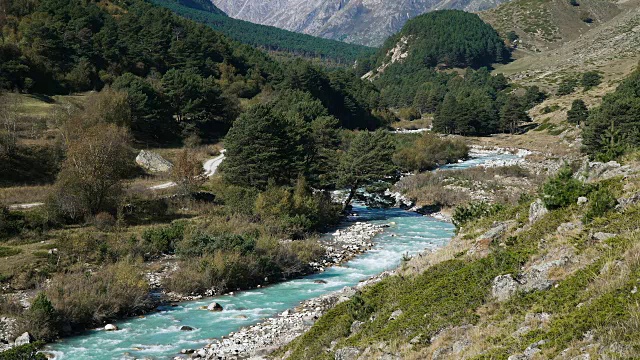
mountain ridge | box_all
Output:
[212,0,511,47]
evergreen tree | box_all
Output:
[221,104,302,190]
[557,78,578,96]
[337,130,397,211]
[582,69,640,159]
[26,293,60,341]
[581,71,602,91]
[500,95,530,134]
[567,99,589,125]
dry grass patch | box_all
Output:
[0,185,51,205]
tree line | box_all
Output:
[151,0,376,65]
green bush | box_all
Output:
[542,166,589,209]
[581,71,602,90]
[24,293,59,341]
[584,186,617,222]
[452,201,505,229]
[176,233,255,257]
[557,78,578,96]
[0,342,46,360]
[140,221,186,256]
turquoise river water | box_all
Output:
[47,152,520,359]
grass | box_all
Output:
[0,185,51,205]
[0,246,22,258]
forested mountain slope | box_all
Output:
[151,0,376,64]
[212,0,512,47]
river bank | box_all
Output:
[44,151,521,359]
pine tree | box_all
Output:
[567,99,589,125]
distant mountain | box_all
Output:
[151,0,376,64]
[212,0,511,47]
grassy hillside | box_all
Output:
[279,161,640,359]
[150,0,376,65]
[481,0,621,53]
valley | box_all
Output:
[2,0,640,359]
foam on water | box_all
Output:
[47,153,518,360]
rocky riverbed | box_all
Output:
[178,270,396,360]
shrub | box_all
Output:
[396,107,422,121]
[23,293,59,341]
[93,212,116,232]
[123,198,169,223]
[46,261,149,331]
[0,342,46,360]
[557,78,578,96]
[581,71,602,90]
[140,221,186,257]
[584,186,617,222]
[176,233,255,258]
[393,132,469,172]
[580,11,593,23]
[542,166,589,209]
[452,201,505,229]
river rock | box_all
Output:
[314,280,328,284]
[529,199,548,224]
[14,332,33,346]
[180,326,195,331]
[207,302,224,312]
[136,150,173,173]
[104,324,118,331]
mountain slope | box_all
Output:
[488,0,640,89]
[151,0,375,64]
[212,0,512,47]
[481,0,622,53]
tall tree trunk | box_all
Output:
[342,184,358,213]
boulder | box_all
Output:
[557,221,583,235]
[389,309,403,321]
[135,150,173,173]
[180,325,194,331]
[592,232,617,241]
[314,280,328,284]
[14,332,33,346]
[207,302,224,312]
[104,324,118,331]
[480,222,511,241]
[350,321,364,335]
[492,274,519,301]
[335,347,360,360]
[577,197,588,206]
[529,199,548,224]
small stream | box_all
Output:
[47,151,521,360]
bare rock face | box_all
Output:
[213,0,510,47]
[136,150,173,173]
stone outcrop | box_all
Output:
[136,150,173,173]
[529,199,548,224]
